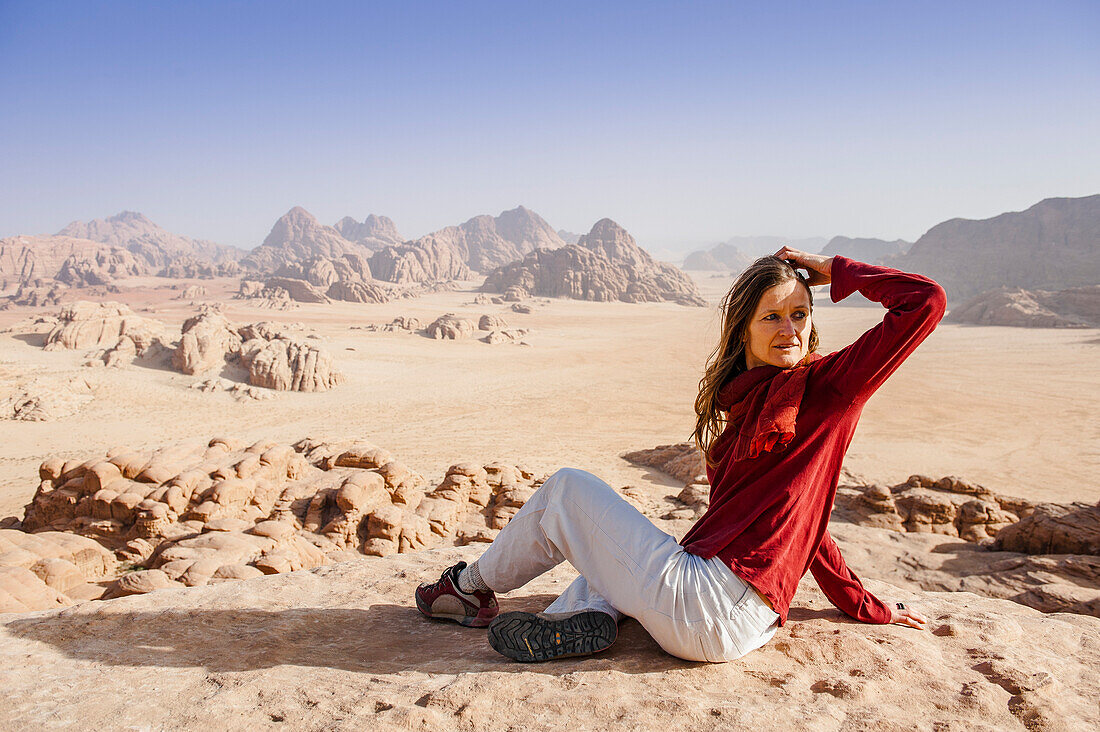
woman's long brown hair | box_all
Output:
[693,256,820,467]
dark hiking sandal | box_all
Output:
[415,561,498,628]
[487,610,618,662]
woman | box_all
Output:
[416,248,944,663]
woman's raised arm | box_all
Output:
[811,255,946,403]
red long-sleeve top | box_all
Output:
[680,255,947,626]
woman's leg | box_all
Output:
[476,467,745,661]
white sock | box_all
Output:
[458,561,491,593]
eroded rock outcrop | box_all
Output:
[993,501,1100,555]
[240,337,343,392]
[173,305,242,375]
[44,301,168,354]
[0,529,117,612]
[482,219,706,306]
[426,314,476,340]
[9,437,543,611]
[368,236,472,285]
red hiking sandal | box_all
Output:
[415,561,499,628]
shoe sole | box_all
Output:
[488,610,617,662]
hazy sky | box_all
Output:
[1,1,1097,256]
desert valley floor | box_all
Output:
[1,272,1096,521]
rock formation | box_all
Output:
[993,501,1100,555]
[368,236,472,284]
[478,315,507,331]
[426,314,476,340]
[887,194,1100,302]
[356,316,422,333]
[334,214,404,250]
[621,443,706,485]
[408,206,566,273]
[481,328,529,345]
[240,207,368,273]
[945,284,1100,328]
[482,219,706,307]
[6,437,543,612]
[0,212,242,293]
[240,337,343,392]
[173,306,242,375]
[57,210,244,271]
[0,529,117,612]
[44,301,167,355]
[253,277,331,304]
[176,285,208,300]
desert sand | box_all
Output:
[1,272,1096,521]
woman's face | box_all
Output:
[743,280,812,370]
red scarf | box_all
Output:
[716,352,823,461]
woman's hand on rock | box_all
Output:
[774,246,834,287]
[889,604,928,630]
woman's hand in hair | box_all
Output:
[889,604,929,630]
[774,246,834,287]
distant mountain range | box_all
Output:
[885,195,1100,302]
[0,211,245,289]
[682,236,827,271]
[4,194,1097,306]
[820,236,911,263]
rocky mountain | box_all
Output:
[241,207,366,273]
[334,214,404,250]
[682,242,754,272]
[481,219,706,306]
[0,212,245,290]
[0,236,143,288]
[57,211,244,268]
[887,195,1100,302]
[820,236,910,264]
[406,206,565,273]
[945,284,1100,328]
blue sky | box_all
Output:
[1,1,1097,256]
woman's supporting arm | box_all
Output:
[815,255,947,403]
[809,528,893,624]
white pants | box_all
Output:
[478,467,780,662]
